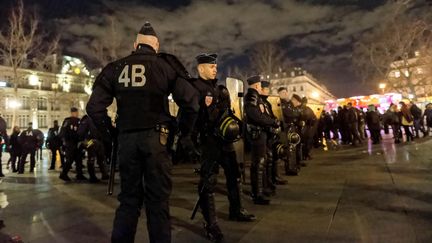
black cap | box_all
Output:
[139,21,157,37]
[70,107,78,112]
[302,97,308,104]
[247,75,261,85]
[291,94,302,102]
[261,80,270,88]
[196,53,218,64]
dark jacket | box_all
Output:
[46,125,62,149]
[366,111,381,130]
[244,88,278,128]
[18,128,38,153]
[9,131,21,154]
[86,44,199,136]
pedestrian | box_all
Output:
[46,120,65,170]
[366,105,381,144]
[400,102,414,142]
[0,114,7,177]
[423,103,432,136]
[59,107,86,181]
[345,103,362,146]
[7,126,21,173]
[17,123,38,173]
[86,22,199,243]
[358,109,367,141]
[410,102,424,138]
[331,110,340,140]
[388,104,402,143]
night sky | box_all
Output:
[0,0,430,97]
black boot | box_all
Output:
[201,193,224,242]
[251,158,270,205]
[228,181,256,222]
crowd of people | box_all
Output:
[0,108,109,182]
[315,102,432,147]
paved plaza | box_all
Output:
[1,135,432,242]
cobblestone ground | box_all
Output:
[1,135,432,243]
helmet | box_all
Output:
[287,131,301,145]
[216,116,241,142]
[275,143,287,159]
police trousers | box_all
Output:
[111,129,172,243]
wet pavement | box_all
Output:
[1,135,432,243]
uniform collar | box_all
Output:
[133,44,156,54]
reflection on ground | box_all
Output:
[0,134,432,242]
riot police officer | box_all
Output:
[279,91,303,174]
[77,115,109,183]
[191,53,256,242]
[261,81,287,192]
[244,76,280,205]
[300,97,317,161]
[17,123,38,174]
[59,107,86,181]
[86,22,199,243]
[46,120,65,170]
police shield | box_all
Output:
[226,77,244,120]
[225,77,247,182]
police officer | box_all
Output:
[245,76,280,205]
[279,91,303,173]
[17,122,38,174]
[77,115,109,183]
[261,81,287,191]
[190,53,255,242]
[300,97,317,162]
[46,120,65,170]
[59,107,86,181]
[86,22,199,243]
[8,126,21,173]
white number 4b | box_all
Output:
[118,65,146,87]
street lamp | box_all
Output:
[379,83,386,94]
[311,91,320,99]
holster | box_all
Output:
[156,124,170,146]
[246,124,262,140]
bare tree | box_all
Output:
[249,42,289,76]
[90,16,122,68]
[227,65,250,83]
[353,0,432,99]
[0,0,60,126]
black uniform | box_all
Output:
[77,115,108,182]
[191,77,253,234]
[46,125,64,169]
[300,104,317,160]
[86,42,199,243]
[0,117,7,176]
[8,130,21,173]
[244,88,279,204]
[18,128,38,173]
[59,116,85,179]
[261,95,285,190]
[280,99,303,171]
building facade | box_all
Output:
[266,67,336,105]
[0,56,93,133]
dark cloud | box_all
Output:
[1,0,431,97]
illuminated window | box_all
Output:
[38,114,47,128]
[300,86,304,91]
[404,70,410,77]
[21,96,30,110]
[37,97,48,110]
[293,86,296,92]
[394,71,401,78]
